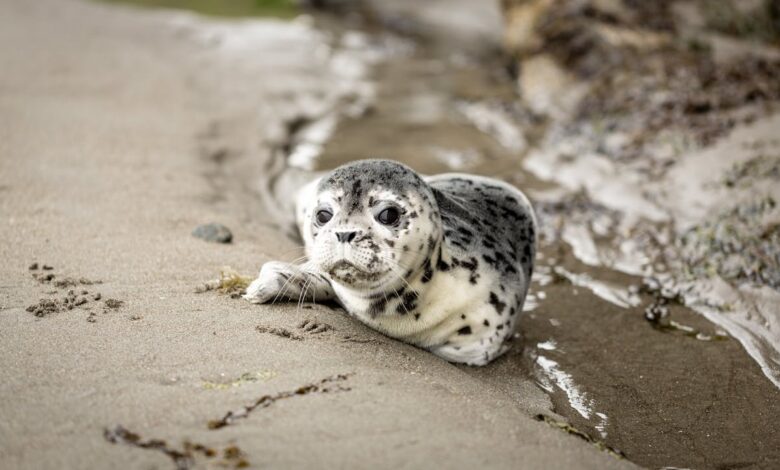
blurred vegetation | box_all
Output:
[98,0,298,18]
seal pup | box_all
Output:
[245,159,536,365]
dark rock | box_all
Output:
[192,223,233,244]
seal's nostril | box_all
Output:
[336,231,357,243]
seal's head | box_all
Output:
[306,160,441,294]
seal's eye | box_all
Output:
[315,209,333,225]
[376,207,400,226]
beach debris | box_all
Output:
[192,223,233,244]
[103,425,249,469]
[535,414,624,460]
[104,425,193,470]
[194,267,251,298]
[207,374,352,430]
[641,278,728,341]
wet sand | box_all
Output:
[0,1,633,469]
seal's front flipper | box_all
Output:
[243,261,335,305]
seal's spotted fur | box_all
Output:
[245,160,536,365]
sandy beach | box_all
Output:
[4,0,780,468]
[0,1,634,468]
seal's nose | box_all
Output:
[335,231,357,243]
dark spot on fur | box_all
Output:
[457,227,473,238]
[489,292,506,315]
[421,258,434,283]
[460,257,478,272]
[368,297,387,317]
[397,291,419,314]
[457,326,472,335]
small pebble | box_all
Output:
[192,223,233,244]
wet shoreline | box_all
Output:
[297,3,780,467]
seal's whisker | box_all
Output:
[272,263,311,304]
[297,276,312,312]
[377,255,416,293]
[286,255,310,266]
[392,285,411,316]
[270,268,301,304]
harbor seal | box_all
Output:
[244,159,536,365]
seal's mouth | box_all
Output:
[326,260,384,285]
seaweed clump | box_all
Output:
[195,267,252,298]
